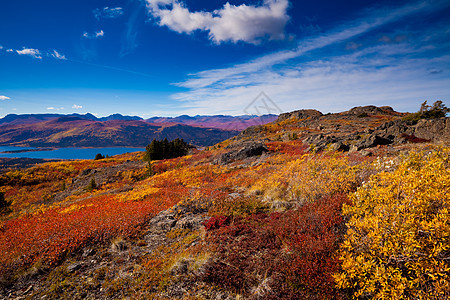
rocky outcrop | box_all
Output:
[304,117,449,153]
[345,105,397,116]
[217,142,268,164]
[277,109,323,122]
[414,118,450,142]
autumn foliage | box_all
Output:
[202,194,349,299]
[335,148,450,299]
[0,132,448,299]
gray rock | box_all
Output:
[149,211,177,231]
[355,135,393,150]
[328,142,350,152]
[414,118,449,142]
[67,263,82,273]
[81,169,91,176]
[175,215,205,230]
[218,142,268,164]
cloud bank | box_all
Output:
[0,95,10,100]
[146,0,290,44]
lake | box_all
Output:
[0,146,145,160]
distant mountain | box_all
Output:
[98,114,143,121]
[0,113,276,130]
[0,113,98,125]
[0,118,238,147]
[146,114,278,131]
[0,113,143,125]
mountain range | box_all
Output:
[0,113,277,130]
[0,113,276,147]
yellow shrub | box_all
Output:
[335,148,450,299]
[249,153,362,204]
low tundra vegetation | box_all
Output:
[0,141,448,299]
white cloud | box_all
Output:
[72,104,83,109]
[0,95,10,100]
[146,0,290,44]
[93,6,124,19]
[16,48,42,59]
[168,0,450,115]
[83,30,105,39]
[4,46,66,60]
[47,107,64,110]
[51,50,66,60]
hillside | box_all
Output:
[0,113,277,131]
[0,117,238,147]
[0,105,449,299]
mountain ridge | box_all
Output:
[0,118,238,148]
[0,113,277,131]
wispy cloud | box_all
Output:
[83,30,105,39]
[0,95,10,100]
[169,0,450,114]
[72,104,83,109]
[120,1,144,57]
[51,50,66,60]
[93,7,124,19]
[146,0,290,44]
[16,48,42,59]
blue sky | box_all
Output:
[0,0,449,117]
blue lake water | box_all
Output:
[0,146,145,160]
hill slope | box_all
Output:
[0,105,448,299]
[0,118,238,147]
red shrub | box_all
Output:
[201,194,349,299]
[266,141,308,156]
[202,215,230,231]
[401,133,430,143]
[0,189,180,274]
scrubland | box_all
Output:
[0,112,448,299]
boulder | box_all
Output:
[354,135,393,150]
[413,118,449,142]
[328,142,350,152]
[218,142,268,164]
